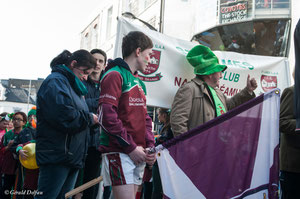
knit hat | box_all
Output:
[28,106,36,117]
[186,45,227,76]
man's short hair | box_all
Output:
[90,49,107,64]
[122,31,153,59]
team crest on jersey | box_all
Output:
[261,75,277,92]
[138,49,162,82]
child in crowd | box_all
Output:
[0,112,10,195]
[1,112,27,199]
[14,106,38,199]
[0,113,10,143]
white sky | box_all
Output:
[0,0,102,80]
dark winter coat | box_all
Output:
[280,86,300,173]
[83,76,101,148]
[13,127,36,151]
[36,65,94,168]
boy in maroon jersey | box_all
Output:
[98,31,156,199]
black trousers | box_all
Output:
[280,170,300,199]
[82,147,102,199]
[2,174,16,199]
[151,161,163,199]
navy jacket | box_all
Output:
[83,76,101,148]
[295,19,300,130]
[36,65,93,168]
[12,127,36,153]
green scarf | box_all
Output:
[59,65,88,96]
[208,85,226,117]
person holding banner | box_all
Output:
[279,74,300,199]
[280,56,300,199]
[170,45,257,137]
[98,31,156,199]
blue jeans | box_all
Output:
[35,164,79,199]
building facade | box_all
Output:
[192,0,291,57]
[80,0,173,58]
[80,0,297,132]
[0,78,43,114]
[80,0,298,61]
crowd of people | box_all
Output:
[0,107,38,199]
[0,27,298,199]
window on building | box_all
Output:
[191,19,290,57]
[255,0,289,9]
[82,32,89,49]
[91,24,98,49]
[220,0,238,3]
[106,7,113,39]
[273,0,289,8]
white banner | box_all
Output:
[114,17,291,108]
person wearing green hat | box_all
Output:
[170,45,258,137]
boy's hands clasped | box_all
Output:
[129,146,156,166]
[145,148,156,169]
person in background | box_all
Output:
[0,112,10,195]
[98,31,156,199]
[35,49,99,199]
[155,108,173,145]
[1,112,27,199]
[0,113,10,142]
[12,106,38,199]
[170,45,257,137]
[74,48,108,199]
[151,108,173,199]
[7,119,14,132]
[279,68,300,199]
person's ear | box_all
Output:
[135,47,142,57]
[70,60,77,69]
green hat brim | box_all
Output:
[194,63,227,76]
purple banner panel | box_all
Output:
[167,96,264,199]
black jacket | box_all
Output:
[295,19,300,130]
[83,76,102,148]
[155,125,173,146]
[36,65,93,168]
[12,127,36,154]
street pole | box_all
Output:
[27,79,32,113]
[159,0,165,33]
